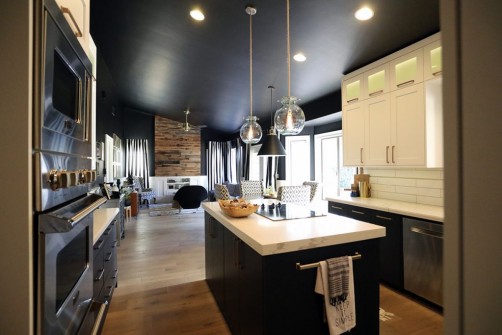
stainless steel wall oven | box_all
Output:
[34,1,106,334]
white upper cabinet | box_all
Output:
[366,64,390,98]
[55,0,90,56]
[390,49,424,90]
[390,83,426,166]
[365,94,391,166]
[342,101,367,166]
[424,40,442,80]
[342,32,442,168]
[342,74,365,106]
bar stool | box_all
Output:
[124,205,132,222]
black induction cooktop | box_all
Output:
[255,202,326,221]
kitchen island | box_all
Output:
[202,201,386,335]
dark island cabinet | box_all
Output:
[328,201,404,289]
[93,217,118,303]
[205,214,380,335]
[204,213,225,311]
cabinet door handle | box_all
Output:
[376,215,392,221]
[233,238,239,267]
[433,70,442,76]
[351,210,366,215]
[94,239,105,250]
[94,268,104,281]
[60,7,83,37]
[360,148,363,164]
[347,98,359,104]
[397,79,415,88]
[392,145,395,163]
[386,146,389,163]
[369,89,384,97]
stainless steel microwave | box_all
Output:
[35,3,93,158]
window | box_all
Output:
[285,135,311,185]
[314,131,355,198]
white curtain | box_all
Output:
[126,139,150,188]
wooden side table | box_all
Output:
[130,191,139,217]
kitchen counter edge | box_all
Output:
[326,196,444,222]
[93,208,119,244]
[202,202,385,256]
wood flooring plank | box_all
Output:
[102,207,442,335]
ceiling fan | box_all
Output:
[178,110,205,132]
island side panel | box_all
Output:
[262,238,380,335]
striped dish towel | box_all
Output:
[326,256,350,306]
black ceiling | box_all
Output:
[90,0,439,133]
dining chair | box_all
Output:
[240,180,264,200]
[214,183,231,201]
[277,185,311,206]
[303,181,320,203]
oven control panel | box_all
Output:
[48,169,97,191]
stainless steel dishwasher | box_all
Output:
[403,218,443,306]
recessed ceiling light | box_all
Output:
[355,7,374,21]
[293,53,306,62]
[190,9,205,21]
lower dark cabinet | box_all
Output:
[328,201,403,289]
[205,214,380,335]
[370,211,403,288]
[205,213,225,310]
[223,229,263,335]
[94,217,118,303]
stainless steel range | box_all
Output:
[34,1,107,334]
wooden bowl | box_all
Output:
[218,199,259,218]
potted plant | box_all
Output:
[121,187,133,206]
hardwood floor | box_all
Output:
[101,207,442,335]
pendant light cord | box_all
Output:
[287,0,291,96]
[249,10,253,118]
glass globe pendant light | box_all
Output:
[274,0,305,136]
[240,5,262,144]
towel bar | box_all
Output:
[295,253,362,271]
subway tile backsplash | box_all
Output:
[365,168,444,207]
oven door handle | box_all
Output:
[71,197,108,224]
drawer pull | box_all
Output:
[351,210,365,215]
[94,239,105,250]
[94,268,104,281]
[330,205,343,210]
[397,79,415,88]
[376,215,392,221]
[60,6,83,37]
[347,98,359,104]
[433,70,442,76]
[369,89,384,97]
[112,269,118,279]
[105,252,113,262]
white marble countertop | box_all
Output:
[93,208,119,244]
[202,201,385,256]
[326,195,444,222]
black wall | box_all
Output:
[95,51,124,145]
[123,107,155,176]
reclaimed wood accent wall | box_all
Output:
[154,115,201,176]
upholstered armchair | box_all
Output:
[173,185,208,213]
[277,185,311,206]
[240,180,264,200]
[302,181,320,203]
[132,176,156,207]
